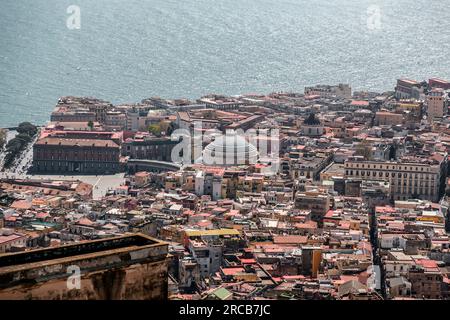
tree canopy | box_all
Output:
[16,122,38,137]
[354,140,372,160]
[148,121,174,137]
[2,122,38,169]
[0,129,6,148]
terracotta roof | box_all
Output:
[76,218,95,226]
[10,200,32,210]
[273,235,308,245]
[351,100,369,106]
[222,267,245,276]
[416,259,439,270]
[0,233,26,245]
[239,258,256,264]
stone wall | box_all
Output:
[0,259,168,300]
[0,234,169,300]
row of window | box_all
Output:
[346,163,433,172]
[393,187,432,195]
[36,153,117,161]
[346,170,436,180]
[37,162,117,169]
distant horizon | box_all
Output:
[1,0,449,127]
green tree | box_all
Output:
[148,123,161,136]
[0,129,6,148]
[355,140,373,160]
[16,122,37,137]
[3,122,38,169]
[3,137,27,169]
[15,133,32,143]
[388,144,397,160]
[148,121,172,137]
[166,122,176,135]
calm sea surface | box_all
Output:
[1,0,449,127]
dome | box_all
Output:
[201,132,258,167]
[301,113,324,137]
[303,113,321,126]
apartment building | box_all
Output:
[395,79,422,100]
[427,88,448,120]
[188,238,223,277]
[304,84,352,99]
[294,190,331,224]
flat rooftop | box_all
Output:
[35,137,119,148]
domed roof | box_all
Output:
[201,132,258,166]
[303,113,321,126]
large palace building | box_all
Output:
[121,135,179,162]
[32,137,120,174]
[344,154,447,202]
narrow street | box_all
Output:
[368,207,386,299]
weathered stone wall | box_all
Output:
[0,234,169,300]
[0,259,168,300]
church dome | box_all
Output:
[303,113,321,126]
[301,113,324,137]
[201,132,258,167]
